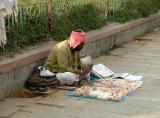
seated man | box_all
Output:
[44,29,92,86]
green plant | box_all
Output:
[51,4,105,41]
[136,0,158,17]
[156,0,160,9]
[6,6,47,51]
[4,0,160,53]
[114,0,159,22]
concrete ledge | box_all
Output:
[87,13,160,43]
[0,12,160,99]
[0,41,56,74]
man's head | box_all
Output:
[68,29,86,51]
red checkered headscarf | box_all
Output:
[68,30,86,49]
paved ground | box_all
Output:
[1,30,160,118]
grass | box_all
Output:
[3,0,160,54]
[113,0,159,22]
[19,0,47,4]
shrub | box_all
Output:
[51,4,105,41]
[157,0,160,9]
[5,3,105,51]
[6,7,47,51]
[114,0,159,22]
[136,0,158,17]
[4,0,160,52]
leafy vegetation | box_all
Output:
[114,0,159,22]
[51,4,105,41]
[3,0,160,53]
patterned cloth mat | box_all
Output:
[69,78,143,102]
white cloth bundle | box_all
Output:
[0,0,18,48]
[0,16,7,48]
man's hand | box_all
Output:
[81,64,93,75]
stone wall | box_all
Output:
[0,13,160,99]
[81,13,160,56]
[0,63,36,98]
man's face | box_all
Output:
[74,43,84,51]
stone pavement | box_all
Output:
[1,30,160,118]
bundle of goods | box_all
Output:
[70,78,143,101]
[25,66,59,92]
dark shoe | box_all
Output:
[26,86,37,91]
[37,87,47,92]
[70,81,79,87]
